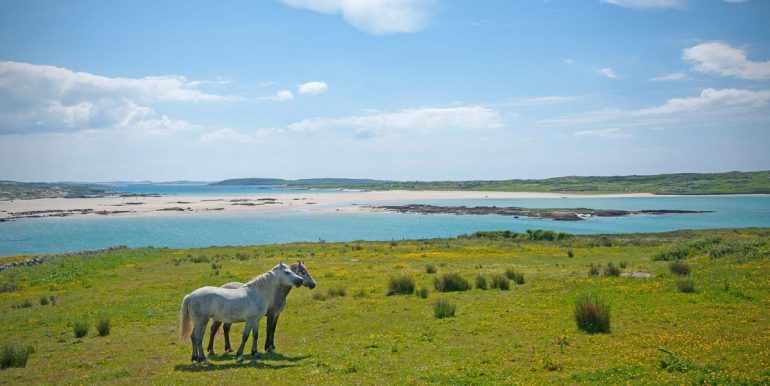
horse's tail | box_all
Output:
[179,295,192,343]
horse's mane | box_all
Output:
[245,267,278,292]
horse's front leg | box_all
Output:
[207,320,222,356]
[235,321,252,363]
[251,318,261,359]
[265,312,279,353]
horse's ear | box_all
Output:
[279,261,284,267]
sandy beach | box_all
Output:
[0,190,659,221]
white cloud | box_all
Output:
[564,58,577,65]
[0,61,237,134]
[287,106,502,138]
[298,81,328,95]
[259,90,294,102]
[636,88,770,115]
[601,0,686,9]
[649,72,688,81]
[683,42,770,80]
[279,0,433,35]
[597,67,620,79]
[574,128,632,138]
[502,95,583,106]
[198,128,256,144]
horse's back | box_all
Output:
[221,282,243,289]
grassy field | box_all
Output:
[213,171,770,194]
[0,229,768,384]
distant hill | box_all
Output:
[0,181,111,200]
[211,171,770,195]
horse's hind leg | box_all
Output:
[192,318,209,364]
[251,320,261,359]
[207,320,221,356]
[223,323,233,352]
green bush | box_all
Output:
[669,260,691,276]
[490,274,510,290]
[12,299,32,309]
[505,268,525,284]
[0,343,34,369]
[425,264,437,274]
[603,263,621,277]
[433,273,470,292]
[96,318,110,337]
[574,294,611,334]
[73,320,89,338]
[432,298,456,319]
[588,264,600,276]
[39,296,49,306]
[328,286,347,298]
[416,287,429,299]
[676,278,696,293]
[567,249,574,258]
[387,275,415,296]
[653,245,690,261]
[475,275,488,290]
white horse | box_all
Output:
[179,262,303,363]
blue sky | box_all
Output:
[1,0,769,182]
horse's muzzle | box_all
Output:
[294,278,303,287]
[306,282,316,289]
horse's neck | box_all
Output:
[246,272,278,301]
[272,284,292,308]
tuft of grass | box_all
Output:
[475,275,488,290]
[425,264,437,274]
[96,317,110,337]
[432,298,456,319]
[567,249,574,258]
[0,343,34,369]
[490,274,510,290]
[433,273,470,292]
[39,296,49,306]
[328,286,347,298]
[669,260,691,276]
[603,263,621,277]
[311,292,327,301]
[574,294,611,334]
[676,278,696,293]
[73,320,89,338]
[387,275,415,296]
[505,268,525,284]
[416,287,429,299]
[12,299,33,309]
[353,289,367,299]
[189,255,209,263]
[49,295,56,305]
[619,261,628,269]
[588,264,600,276]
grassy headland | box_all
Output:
[0,181,113,200]
[0,228,768,384]
[212,171,770,195]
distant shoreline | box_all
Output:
[1,190,768,222]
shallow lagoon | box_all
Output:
[1,194,769,256]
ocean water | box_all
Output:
[1,190,769,257]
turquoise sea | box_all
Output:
[1,184,769,256]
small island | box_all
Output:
[370,204,713,221]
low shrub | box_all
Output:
[387,275,415,296]
[328,286,347,298]
[490,274,510,290]
[434,273,470,292]
[432,298,456,319]
[669,260,691,276]
[0,343,34,369]
[416,287,429,299]
[505,268,525,284]
[603,263,621,277]
[588,264,600,276]
[619,261,628,269]
[39,296,49,306]
[425,264,437,274]
[676,278,696,293]
[475,275,488,290]
[96,318,110,337]
[653,245,690,261]
[12,299,32,309]
[567,249,574,258]
[574,294,611,334]
[189,255,209,263]
[73,320,89,338]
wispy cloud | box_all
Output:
[259,90,294,102]
[683,41,770,80]
[0,61,238,135]
[574,128,632,138]
[279,0,434,35]
[298,81,328,95]
[597,67,620,79]
[287,106,502,139]
[649,72,688,81]
[601,0,686,10]
[198,128,278,144]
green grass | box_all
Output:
[386,275,415,296]
[0,228,768,384]
[0,343,34,369]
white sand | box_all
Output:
[0,190,657,220]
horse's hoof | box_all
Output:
[266,348,274,353]
[236,355,244,363]
[225,348,233,353]
[208,350,216,356]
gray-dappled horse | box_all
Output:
[179,262,303,363]
[206,261,316,356]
